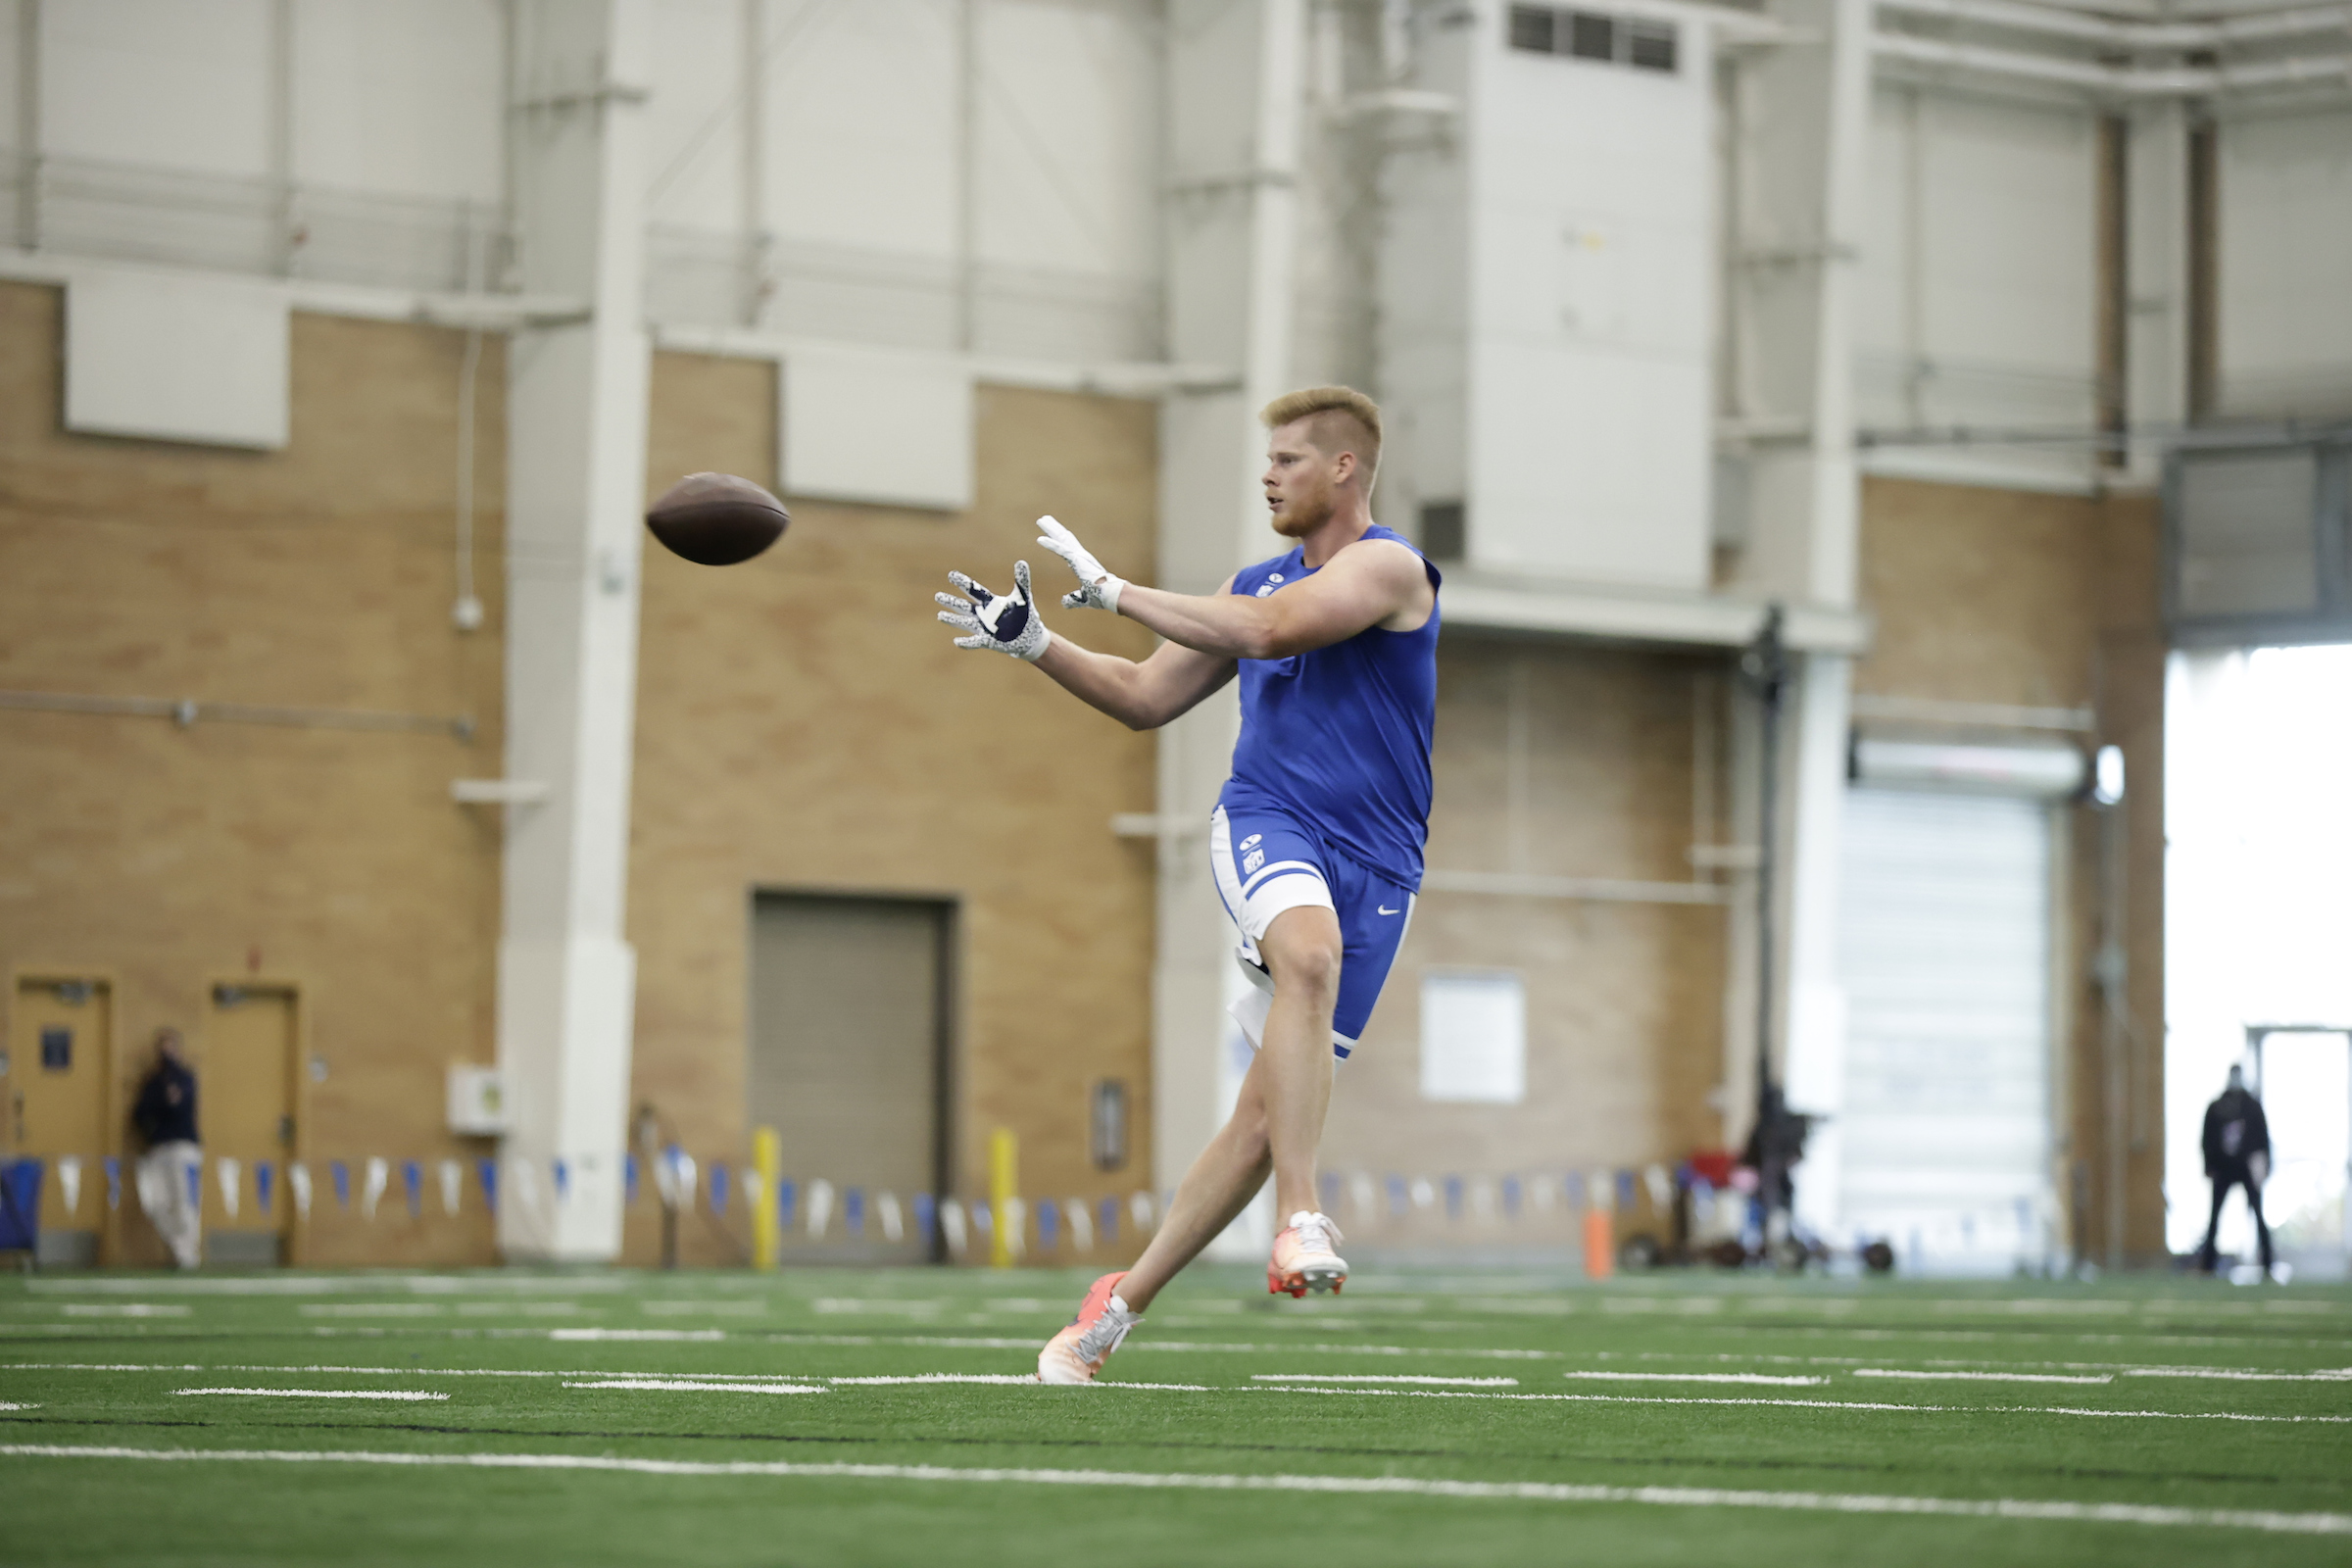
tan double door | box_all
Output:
[200,984,299,1262]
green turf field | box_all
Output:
[3,1263,2349,1566]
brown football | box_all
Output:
[645,472,790,566]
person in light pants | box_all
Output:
[131,1029,202,1269]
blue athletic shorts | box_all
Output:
[1208,801,1416,1059]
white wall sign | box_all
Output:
[781,347,974,513]
[1419,970,1527,1104]
[67,270,290,450]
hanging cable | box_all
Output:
[453,204,487,632]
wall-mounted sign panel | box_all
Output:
[66,270,290,450]
[781,347,974,513]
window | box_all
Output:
[1420,971,1527,1104]
[1507,4,1557,52]
[1419,500,1466,563]
[1504,5,1679,75]
[1568,11,1617,61]
[1627,20,1678,71]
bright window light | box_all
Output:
[1420,971,1527,1103]
[2165,644,2352,1256]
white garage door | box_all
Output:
[1838,788,2055,1273]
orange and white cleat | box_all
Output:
[1037,1270,1143,1385]
[1269,1210,1348,1298]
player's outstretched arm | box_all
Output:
[1037,514,1433,661]
[936,560,1234,730]
[1035,634,1236,731]
[1129,538,1429,660]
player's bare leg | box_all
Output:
[1105,1054,1276,1313]
[1041,1059,1275,1378]
[1255,905,1343,1218]
[1255,905,1349,1295]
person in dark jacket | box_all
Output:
[2196,1065,2272,1276]
[130,1029,202,1269]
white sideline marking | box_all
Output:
[1564,1372,1829,1388]
[549,1329,724,1343]
[300,1305,447,1318]
[1253,1375,1520,1388]
[563,1380,825,1396]
[828,1375,1042,1386]
[1,1445,2345,1537]
[1856,1370,2114,1386]
[172,1388,451,1402]
[61,1304,190,1318]
[0,1402,37,1410]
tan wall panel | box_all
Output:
[1323,635,1728,1246]
[628,359,1160,1264]
[1855,476,2167,1262]
[0,280,507,1266]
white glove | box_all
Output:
[937,561,1052,662]
[1036,515,1125,614]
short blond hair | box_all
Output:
[1260,386,1381,491]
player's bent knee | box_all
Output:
[1261,907,1344,996]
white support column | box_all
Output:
[1722,0,1869,1197]
[496,0,653,1262]
[2126,102,2190,484]
[1153,0,1303,1255]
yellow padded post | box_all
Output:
[989,1128,1017,1269]
[752,1126,782,1270]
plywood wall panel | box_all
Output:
[628,356,1160,1264]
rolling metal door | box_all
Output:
[1838,788,2053,1271]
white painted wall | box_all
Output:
[39,0,273,178]
[1380,2,1715,589]
[292,0,505,204]
[1467,9,1715,587]
[2218,106,2352,421]
[1856,84,2098,493]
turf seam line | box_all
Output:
[1,1445,2344,1536]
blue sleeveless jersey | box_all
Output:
[1220,524,1442,889]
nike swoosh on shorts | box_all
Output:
[1378,906,1399,914]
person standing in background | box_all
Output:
[132,1029,202,1269]
[2196,1064,2274,1279]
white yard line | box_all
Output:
[2124,1366,2352,1383]
[828,1375,1044,1386]
[1854,1370,2115,1386]
[300,1305,448,1318]
[25,1276,625,1297]
[171,1388,451,1401]
[548,1329,723,1343]
[1563,1372,1829,1387]
[0,1444,2344,1537]
[60,1305,190,1318]
[562,1380,825,1395]
[751,1334,1562,1358]
[0,1401,37,1410]
[1252,1375,1520,1387]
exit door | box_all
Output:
[7,976,113,1264]
[203,984,298,1265]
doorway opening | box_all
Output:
[2166,644,2352,1273]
